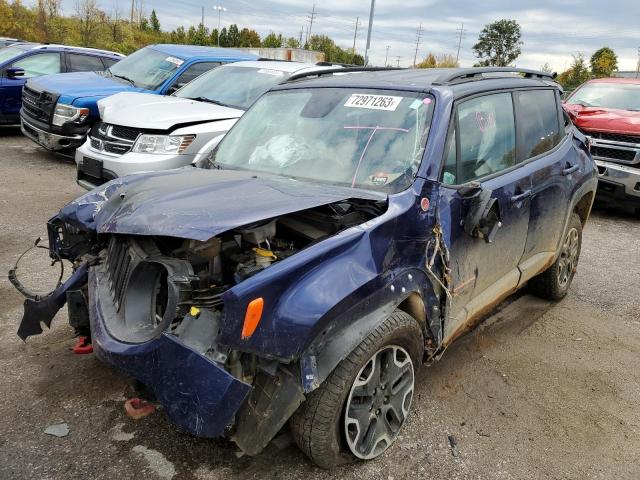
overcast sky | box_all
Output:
[59,0,640,72]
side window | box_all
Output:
[170,62,221,90]
[446,92,516,184]
[11,53,61,77]
[514,89,561,161]
[102,57,120,69]
[442,124,457,185]
[68,54,105,72]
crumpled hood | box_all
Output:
[58,168,385,241]
[99,93,243,130]
[564,104,640,135]
[28,72,147,103]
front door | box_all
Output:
[439,91,531,342]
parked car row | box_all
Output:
[8,59,605,468]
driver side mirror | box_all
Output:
[6,67,24,79]
[166,82,185,95]
[459,182,502,243]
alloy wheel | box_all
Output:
[557,227,580,288]
[344,345,415,459]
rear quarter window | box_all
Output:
[68,53,105,72]
[514,89,561,161]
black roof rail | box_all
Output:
[286,66,404,83]
[315,61,359,68]
[433,67,557,85]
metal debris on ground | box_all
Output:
[44,423,69,437]
[448,434,459,457]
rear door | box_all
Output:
[440,91,532,341]
[66,53,107,72]
[513,88,573,283]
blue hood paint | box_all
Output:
[58,168,386,241]
[28,72,148,106]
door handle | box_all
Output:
[562,164,579,176]
[510,190,531,204]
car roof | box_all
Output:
[7,42,123,57]
[221,60,341,75]
[585,77,640,85]
[149,44,257,61]
[275,67,560,97]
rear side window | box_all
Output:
[172,62,221,88]
[68,53,105,72]
[443,92,516,185]
[11,52,61,77]
[514,89,561,160]
[102,57,120,69]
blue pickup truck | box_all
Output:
[0,43,122,125]
[20,44,257,152]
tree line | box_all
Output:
[0,0,364,64]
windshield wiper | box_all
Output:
[112,74,136,86]
[190,97,240,109]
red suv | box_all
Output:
[563,78,640,215]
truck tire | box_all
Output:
[290,310,424,469]
[529,213,582,300]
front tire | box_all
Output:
[290,310,424,469]
[529,213,582,300]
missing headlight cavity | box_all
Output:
[98,198,386,345]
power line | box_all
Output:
[455,22,466,65]
[413,22,423,67]
[306,3,317,45]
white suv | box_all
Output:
[75,60,339,190]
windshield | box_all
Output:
[0,45,28,64]
[567,82,640,111]
[175,66,287,110]
[108,46,184,90]
[211,88,435,193]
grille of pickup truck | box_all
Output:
[591,146,638,163]
[88,122,140,156]
[105,237,132,312]
[21,86,57,124]
[589,132,640,145]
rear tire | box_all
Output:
[290,310,424,469]
[529,213,582,300]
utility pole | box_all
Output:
[636,47,640,79]
[306,4,317,43]
[352,16,360,53]
[455,23,466,65]
[363,0,376,66]
[384,45,390,66]
[413,23,423,67]
[130,0,134,24]
[395,56,401,67]
[201,6,204,26]
[299,26,304,47]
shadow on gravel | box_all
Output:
[0,126,22,137]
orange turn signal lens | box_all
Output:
[241,297,264,339]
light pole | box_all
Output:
[213,5,226,46]
[363,0,375,66]
[384,45,390,67]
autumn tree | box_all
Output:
[238,28,260,47]
[557,54,591,91]
[590,47,618,78]
[473,19,522,67]
[416,53,458,69]
[540,62,553,73]
[416,53,437,68]
[75,0,102,46]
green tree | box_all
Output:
[540,62,553,73]
[473,19,522,66]
[209,28,218,46]
[557,54,591,91]
[238,28,261,47]
[284,36,300,48]
[590,47,618,78]
[218,26,228,46]
[262,32,282,48]
[226,23,240,47]
[149,9,160,32]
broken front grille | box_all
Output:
[105,237,132,311]
[591,146,638,163]
[589,131,640,145]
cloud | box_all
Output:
[52,0,639,71]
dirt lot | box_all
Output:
[0,128,638,480]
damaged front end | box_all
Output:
[10,169,395,453]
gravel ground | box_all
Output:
[0,129,639,480]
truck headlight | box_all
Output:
[52,103,90,126]
[131,134,195,154]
